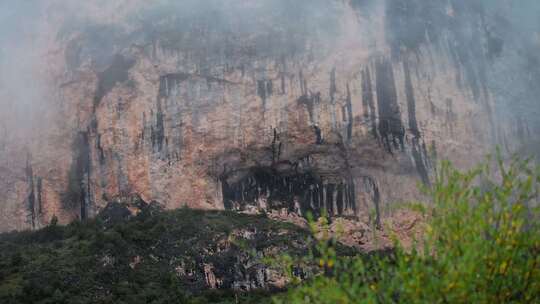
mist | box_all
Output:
[2,1,540,301]
[1,0,538,147]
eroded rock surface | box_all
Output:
[1,0,539,231]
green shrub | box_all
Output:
[276,156,540,303]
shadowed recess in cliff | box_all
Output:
[150,98,166,153]
[25,156,36,229]
[297,92,321,125]
[63,131,92,219]
[93,54,135,108]
[375,58,404,153]
[403,60,419,138]
[36,177,43,216]
[410,138,431,185]
[221,167,356,217]
[403,59,430,184]
[345,84,354,141]
[257,79,273,108]
[151,76,182,159]
[159,73,190,98]
[361,67,378,138]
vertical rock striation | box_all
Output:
[0,0,539,231]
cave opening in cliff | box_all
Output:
[221,166,356,218]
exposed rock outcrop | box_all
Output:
[1,0,539,231]
[0,206,326,301]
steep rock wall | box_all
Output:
[0,0,539,231]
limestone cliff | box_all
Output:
[1,0,539,231]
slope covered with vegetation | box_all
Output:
[275,157,540,303]
[0,204,315,304]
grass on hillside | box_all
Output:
[274,155,540,303]
[0,208,310,304]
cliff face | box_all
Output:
[1,0,539,231]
